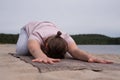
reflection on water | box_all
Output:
[78,45,120,54]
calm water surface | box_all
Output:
[78,45,120,54]
[7,44,120,54]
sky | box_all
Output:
[0,0,120,37]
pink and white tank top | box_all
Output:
[24,21,74,45]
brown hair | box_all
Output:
[44,31,68,59]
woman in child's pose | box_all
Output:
[16,21,112,64]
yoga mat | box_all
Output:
[9,53,120,73]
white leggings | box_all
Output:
[16,28,29,55]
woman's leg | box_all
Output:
[16,27,29,55]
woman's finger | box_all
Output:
[51,59,61,62]
[88,58,94,63]
[43,59,48,64]
[32,58,39,62]
[89,58,106,64]
[93,58,105,63]
[32,58,42,63]
[94,58,112,64]
[104,60,113,64]
[48,59,54,64]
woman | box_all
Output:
[16,21,112,64]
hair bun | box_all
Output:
[56,31,62,37]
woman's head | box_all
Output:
[44,31,68,59]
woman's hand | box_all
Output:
[32,57,61,64]
[88,57,113,64]
[28,40,60,64]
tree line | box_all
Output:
[71,34,120,44]
[0,34,19,44]
[0,33,120,44]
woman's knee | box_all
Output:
[16,46,28,55]
[16,27,28,55]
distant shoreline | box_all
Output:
[0,33,120,44]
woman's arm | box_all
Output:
[28,39,60,64]
[68,41,113,64]
[28,39,47,58]
[68,41,92,61]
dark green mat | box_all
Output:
[9,53,120,73]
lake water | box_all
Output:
[78,45,120,54]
